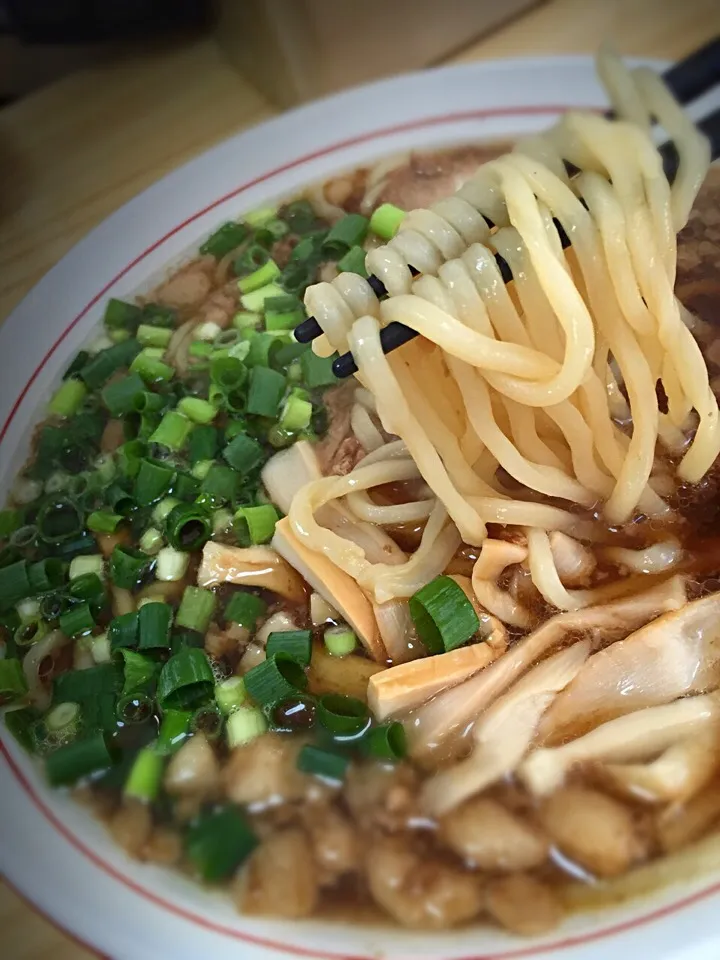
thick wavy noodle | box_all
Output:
[288,48,718,613]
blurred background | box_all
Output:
[2,0,720,956]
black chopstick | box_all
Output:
[331,104,720,379]
[294,37,720,353]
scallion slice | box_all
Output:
[134,459,175,506]
[200,221,249,259]
[316,694,370,736]
[226,704,267,747]
[48,378,87,418]
[101,373,146,416]
[278,391,312,432]
[177,396,217,425]
[116,691,154,724]
[240,280,284,313]
[362,722,407,760]
[87,510,123,534]
[337,244,368,277]
[155,546,190,582]
[236,252,280,294]
[36,497,83,544]
[165,503,212,552]
[296,744,349,782]
[80,339,142,390]
[137,601,173,651]
[322,213,369,257]
[109,545,152,590]
[130,351,174,385]
[246,366,285,418]
[191,703,224,740]
[300,350,338,388]
[176,586,216,633]
[157,708,191,755]
[45,701,81,738]
[104,298,142,331]
[157,647,214,710]
[408,574,480,653]
[124,745,164,802]
[264,294,304,332]
[243,653,307,707]
[59,602,95,637]
[185,805,258,881]
[0,658,28,703]
[45,732,116,786]
[148,411,192,452]
[323,625,356,657]
[222,433,264,476]
[265,629,312,667]
[215,676,246,715]
[109,610,139,651]
[224,591,267,629]
[369,202,406,240]
[233,503,279,546]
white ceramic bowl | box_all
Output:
[2,55,720,960]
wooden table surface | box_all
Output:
[2,0,719,956]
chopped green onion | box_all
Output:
[140,303,176,329]
[5,707,40,752]
[116,439,147,478]
[222,433,264,476]
[265,629,312,666]
[300,350,338,388]
[191,459,213,481]
[323,213,369,257]
[324,626,356,657]
[0,561,31,611]
[157,708,191,755]
[0,658,28,703]
[362,721,407,760]
[130,351,174,385]
[69,554,104,581]
[45,701,81,737]
[109,328,131,344]
[240,281,284,313]
[245,205,277,227]
[109,545,152,589]
[68,572,106,609]
[247,366,285,418]
[104,298,142,331]
[165,503,212,552]
[132,390,165,414]
[0,510,21,539]
[16,598,40,622]
[10,525,37,549]
[137,324,172,348]
[236,252,280,295]
[200,221,249,258]
[176,586,216,633]
[191,703,224,740]
[188,425,220,464]
[212,508,233,535]
[152,496,180,526]
[149,411,192,452]
[155,546,190,582]
[29,558,65,594]
[296,744,349,782]
[194,320,223,342]
[264,295,304,332]
[174,472,201,503]
[46,732,116,786]
[243,653,307,707]
[210,356,247,394]
[139,526,164,555]
[247,332,286,369]
[157,647,214,710]
[215,676,246,715]
[87,510,123,534]
[408,574,480,653]
[109,611,139,650]
[232,311,260,331]
[116,691,154,724]
[279,391,312,432]
[282,200,319,234]
[36,497,83,544]
[91,632,111,663]
[138,601,173,650]
[59,602,95,637]
[14,616,49,647]
[226,705,267,747]
[135,459,175,506]
[177,396,217,425]
[124,745,164,802]
[106,484,134,516]
[224,591,267,629]
[233,504,279,546]
[80,339,142,390]
[101,373,146,416]
[338,244,368,277]
[186,805,258,881]
[48,378,87,418]
[39,593,66,621]
[369,202,406,240]
[316,694,370,736]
